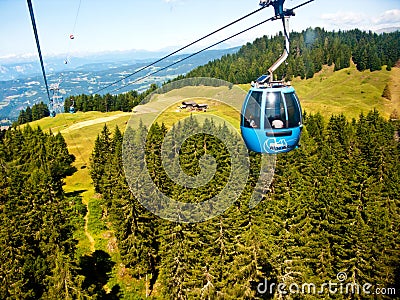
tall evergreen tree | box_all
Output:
[0,126,87,298]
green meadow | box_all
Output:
[292,63,397,119]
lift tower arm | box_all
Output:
[258,0,295,83]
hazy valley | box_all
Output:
[0,47,239,120]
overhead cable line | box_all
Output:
[110,0,314,94]
[93,5,269,94]
[111,16,277,93]
[65,0,82,64]
[278,0,315,55]
[291,0,315,11]
[72,0,82,35]
[27,0,51,103]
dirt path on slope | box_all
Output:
[62,112,132,132]
[84,208,96,252]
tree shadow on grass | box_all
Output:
[65,189,88,198]
[79,250,122,299]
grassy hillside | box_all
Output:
[25,64,399,296]
[293,63,397,119]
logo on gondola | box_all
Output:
[264,138,288,152]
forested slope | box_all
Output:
[91,110,400,298]
[186,28,400,83]
[14,102,50,126]
[0,125,127,298]
[3,27,400,299]
[0,127,84,298]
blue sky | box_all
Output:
[0,0,399,61]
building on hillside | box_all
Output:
[180,101,208,112]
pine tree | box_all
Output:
[17,109,27,125]
[0,126,87,298]
[25,106,32,123]
[382,83,391,100]
[386,59,393,71]
[90,124,112,193]
[368,46,382,72]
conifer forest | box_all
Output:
[1,27,400,299]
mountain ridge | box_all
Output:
[0,47,240,119]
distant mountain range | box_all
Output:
[0,47,240,120]
[0,49,181,81]
[375,27,400,34]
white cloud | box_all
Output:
[320,11,368,26]
[373,9,400,25]
[320,9,400,31]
